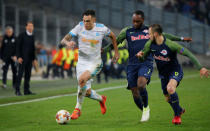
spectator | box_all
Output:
[0,26,17,89]
[0,28,3,49]
[198,0,207,23]
[164,1,175,12]
[36,42,47,67]
[182,1,191,17]
[206,0,210,24]
[15,21,38,96]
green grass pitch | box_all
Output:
[0,69,210,131]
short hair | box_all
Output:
[26,21,33,26]
[5,26,13,31]
[133,10,144,19]
[82,9,96,17]
[149,24,163,35]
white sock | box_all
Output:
[75,86,87,110]
[88,89,102,102]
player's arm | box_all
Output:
[166,39,209,78]
[61,34,76,48]
[108,31,120,63]
[117,27,130,44]
[102,27,129,52]
[163,32,192,42]
[118,40,127,48]
[61,23,81,48]
[136,40,152,61]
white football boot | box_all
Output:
[140,105,150,122]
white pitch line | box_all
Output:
[0,74,198,107]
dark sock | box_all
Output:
[139,88,148,108]
[133,96,143,111]
[169,92,181,116]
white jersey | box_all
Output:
[69,22,111,64]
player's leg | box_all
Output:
[137,76,148,108]
[2,60,10,88]
[11,60,17,88]
[167,79,185,124]
[76,71,92,109]
[137,65,153,122]
[131,87,143,110]
[137,76,150,122]
[127,65,143,111]
[71,70,91,120]
[86,63,107,114]
[15,63,25,96]
[85,84,107,114]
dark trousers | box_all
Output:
[16,61,32,93]
[97,64,109,83]
[2,59,17,86]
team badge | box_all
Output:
[160,49,167,55]
[12,38,15,43]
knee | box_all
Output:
[165,95,170,102]
[79,78,85,87]
[137,78,147,90]
[137,82,146,91]
[131,89,139,98]
[85,89,91,97]
[167,84,175,94]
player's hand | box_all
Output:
[200,68,209,78]
[11,56,17,62]
[18,57,23,64]
[112,51,120,64]
[183,37,192,42]
[33,60,39,72]
[101,48,104,53]
[136,51,144,58]
[66,41,76,48]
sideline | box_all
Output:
[0,74,198,107]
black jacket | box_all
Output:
[16,32,36,62]
[0,34,17,61]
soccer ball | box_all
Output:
[56,110,70,124]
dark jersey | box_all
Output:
[141,37,202,76]
[0,34,17,61]
[117,25,152,65]
[117,25,184,66]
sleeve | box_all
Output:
[69,22,82,37]
[16,33,23,58]
[0,37,5,59]
[32,36,37,60]
[116,27,129,44]
[140,40,152,61]
[103,25,111,37]
[117,40,127,48]
[163,32,182,41]
[13,37,17,57]
[166,39,202,70]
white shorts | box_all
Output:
[76,61,103,90]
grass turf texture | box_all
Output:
[0,69,209,131]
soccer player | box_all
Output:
[136,24,209,124]
[61,10,119,120]
[116,10,192,122]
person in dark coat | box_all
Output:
[0,26,17,89]
[15,21,38,96]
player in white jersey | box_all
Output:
[61,10,119,120]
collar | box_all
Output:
[26,30,33,36]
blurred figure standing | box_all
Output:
[15,21,37,96]
[0,26,17,89]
